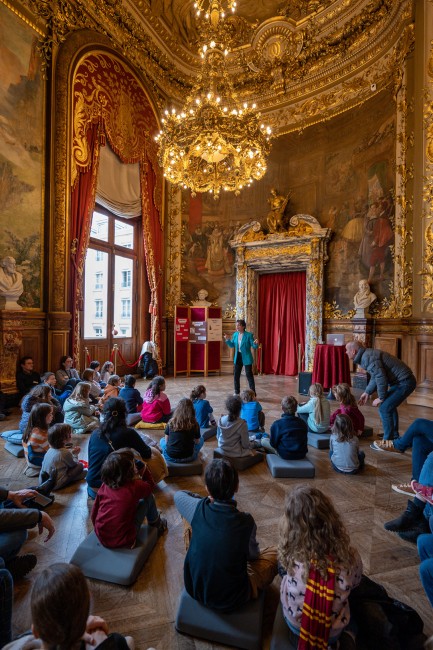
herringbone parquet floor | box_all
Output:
[1,373,432,649]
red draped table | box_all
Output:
[312,344,351,389]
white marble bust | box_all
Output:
[354,279,376,310]
[192,289,212,307]
[0,256,24,310]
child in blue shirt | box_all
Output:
[190,385,216,436]
[240,389,265,437]
[119,375,143,426]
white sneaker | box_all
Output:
[391,482,416,497]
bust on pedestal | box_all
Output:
[0,257,24,311]
[353,279,376,319]
[192,289,212,307]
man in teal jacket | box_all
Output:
[224,319,259,395]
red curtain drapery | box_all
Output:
[70,122,102,360]
[258,272,306,376]
[69,52,163,365]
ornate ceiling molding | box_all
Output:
[20,0,414,130]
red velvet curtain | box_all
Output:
[258,272,306,376]
[70,123,101,361]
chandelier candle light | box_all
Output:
[156,0,272,199]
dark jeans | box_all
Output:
[418,516,433,607]
[0,559,13,647]
[234,355,255,395]
[393,418,433,480]
[378,376,416,440]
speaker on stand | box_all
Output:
[298,372,313,396]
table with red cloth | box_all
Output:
[311,344,351,389]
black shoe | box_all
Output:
[397,519,431,544]
[5,554,37,580]
[384,499,425,532]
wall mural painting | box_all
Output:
[0,2,44,309]
[180,90,396,314]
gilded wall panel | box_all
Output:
[178,89,396,315]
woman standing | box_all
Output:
[224,319,259,395]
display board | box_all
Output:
[174,305,222,377]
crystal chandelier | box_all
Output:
[155,0,272,199]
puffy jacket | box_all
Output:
[64,397,98,434]
[354,347,415,401]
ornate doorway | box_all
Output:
[230,215,331,370]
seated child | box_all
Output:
[3,562,134,649]
[278,485,362,647]
[190,384,216,432]
[140,376,171,424]
[100,361,114,385]
[217,395,257,458]
[82,368,103,403]
[160,398,203,463]
[92,448,167,547]
[41,371,71,406]
[297,382,330,433]
[330,383,365,436]
[64,382,99,435]
[240,388,265,435]
[261,396,307,459]
[40,423,87,490]
[90,359,102,383]
[330,414,365,474]
[119,374,144,426]
[22,403,54,472]
[174,459,278,612]
[99,375,122,408]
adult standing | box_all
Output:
[345,340,416,440]
[224,320,258,395]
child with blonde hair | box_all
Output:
[240,388,265,436]
[278,485,362,647]
[99,374,122,408]
[64,383,99,435]
[330,413,365,474]
[330,383,365,436]
[160,398,203,462]
[297,382,330,433]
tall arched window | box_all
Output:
[81,207,146,373]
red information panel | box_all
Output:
[175,317,189,341]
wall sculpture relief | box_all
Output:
[0,2,44,309]
[179,89,396,315]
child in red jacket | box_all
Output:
[91,448,167,548]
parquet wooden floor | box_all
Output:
[1,373,432,649]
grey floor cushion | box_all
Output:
[175,588,265,650]
[4,441,24,458]
[213,448,264,470]
[266,454,315,478]
[166,457,203,476]
[270,603,297,650]
[307,432,331,449]
[70,524,157,585]
[201,426,217,441]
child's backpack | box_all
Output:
[349,575,425,649]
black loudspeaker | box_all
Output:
[298,371,313,395]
